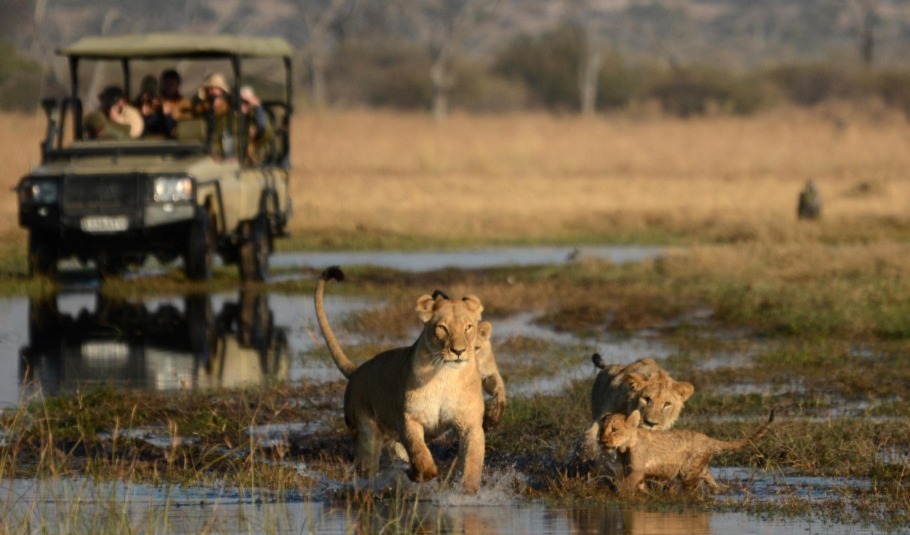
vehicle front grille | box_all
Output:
[62,174,144,213]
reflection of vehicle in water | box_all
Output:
[20,292,288,397]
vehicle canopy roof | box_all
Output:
[58,33,293,60]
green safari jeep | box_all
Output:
[16,34,294,281]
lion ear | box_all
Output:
[674,381,695,401]
[624,373,646,391]
[460,295,484,316]
[416,295,436,323]
[627,410,641,427]
[477,320,492,341]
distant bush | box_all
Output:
[597,53,661,110]
[869,69,910,117]
[492,25,581,110]
[0,39,44,111]
[644,66,774,117]
[763,63,864,106]
[449,61,529,113]
[328,40,433,109]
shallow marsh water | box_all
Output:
[0,247,904,534]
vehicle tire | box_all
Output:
[28,230,58,278]
[238,215,269,282]
[185,208,215,281]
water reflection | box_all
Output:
[19,291,289,397]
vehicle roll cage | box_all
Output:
[54,33,294,167]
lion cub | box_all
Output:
[599,409,774,494]
[577,355,695,464]
[314,267,487,493]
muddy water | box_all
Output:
[0,290,665,406]
[0,475,884,535]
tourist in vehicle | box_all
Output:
[84,110,129,141]
[134,75,173,137]
[240,85,274,163]
[193,72,236,157]
[159,69,192,122]
[98,85,144,138]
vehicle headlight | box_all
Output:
[153,176,194,202]
[20,179,58,204]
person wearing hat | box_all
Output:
[193,72,236,157]
[240,85,274,163]
[98,85,144,138]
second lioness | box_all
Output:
[577,355,695,463]
[314,267,487,493]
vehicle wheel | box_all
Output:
[238,216,269,282]
[28,230,58,278]
[185,209,215,281]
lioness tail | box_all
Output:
[591,353,606,369]
[314,265,358,379]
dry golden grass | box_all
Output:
[3,107,910,245]
[293,107,910,243]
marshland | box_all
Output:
[1,108,909,534]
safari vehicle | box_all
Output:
[16,34,294,281]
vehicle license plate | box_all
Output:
[81,215,128,233]
[81,341,129,362]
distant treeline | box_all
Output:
[4,28,910,118]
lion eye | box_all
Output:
[436,325,449,338]
[664,401,672,408]
[642,397,652,405]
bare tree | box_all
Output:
[299,0,353,108]
[392,0,498,120]
[848,0,879,66]
[571,0,608,116]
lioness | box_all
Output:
[314,267,487,493]
[577,355,695,464]
[599,409,775,494]
[430,289,506,428]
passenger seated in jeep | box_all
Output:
[84,110,129,141]
[192,72,235,157]
[160,69,192,122]
[134,75,174,137]
[240,85,274,163]
[98,85,144,138]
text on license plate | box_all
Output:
[81,216,128,233]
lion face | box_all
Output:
[416,293,484,366]
[625,371,694,430]
[599,411,640,450]
[474,321,493,367]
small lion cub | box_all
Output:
[599,409,774,494]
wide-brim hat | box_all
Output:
[199,72,231,97]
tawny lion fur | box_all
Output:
[476,320,507,429]
[599,409,774,494]
[314,267,487,493]
[577,356,695,463]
